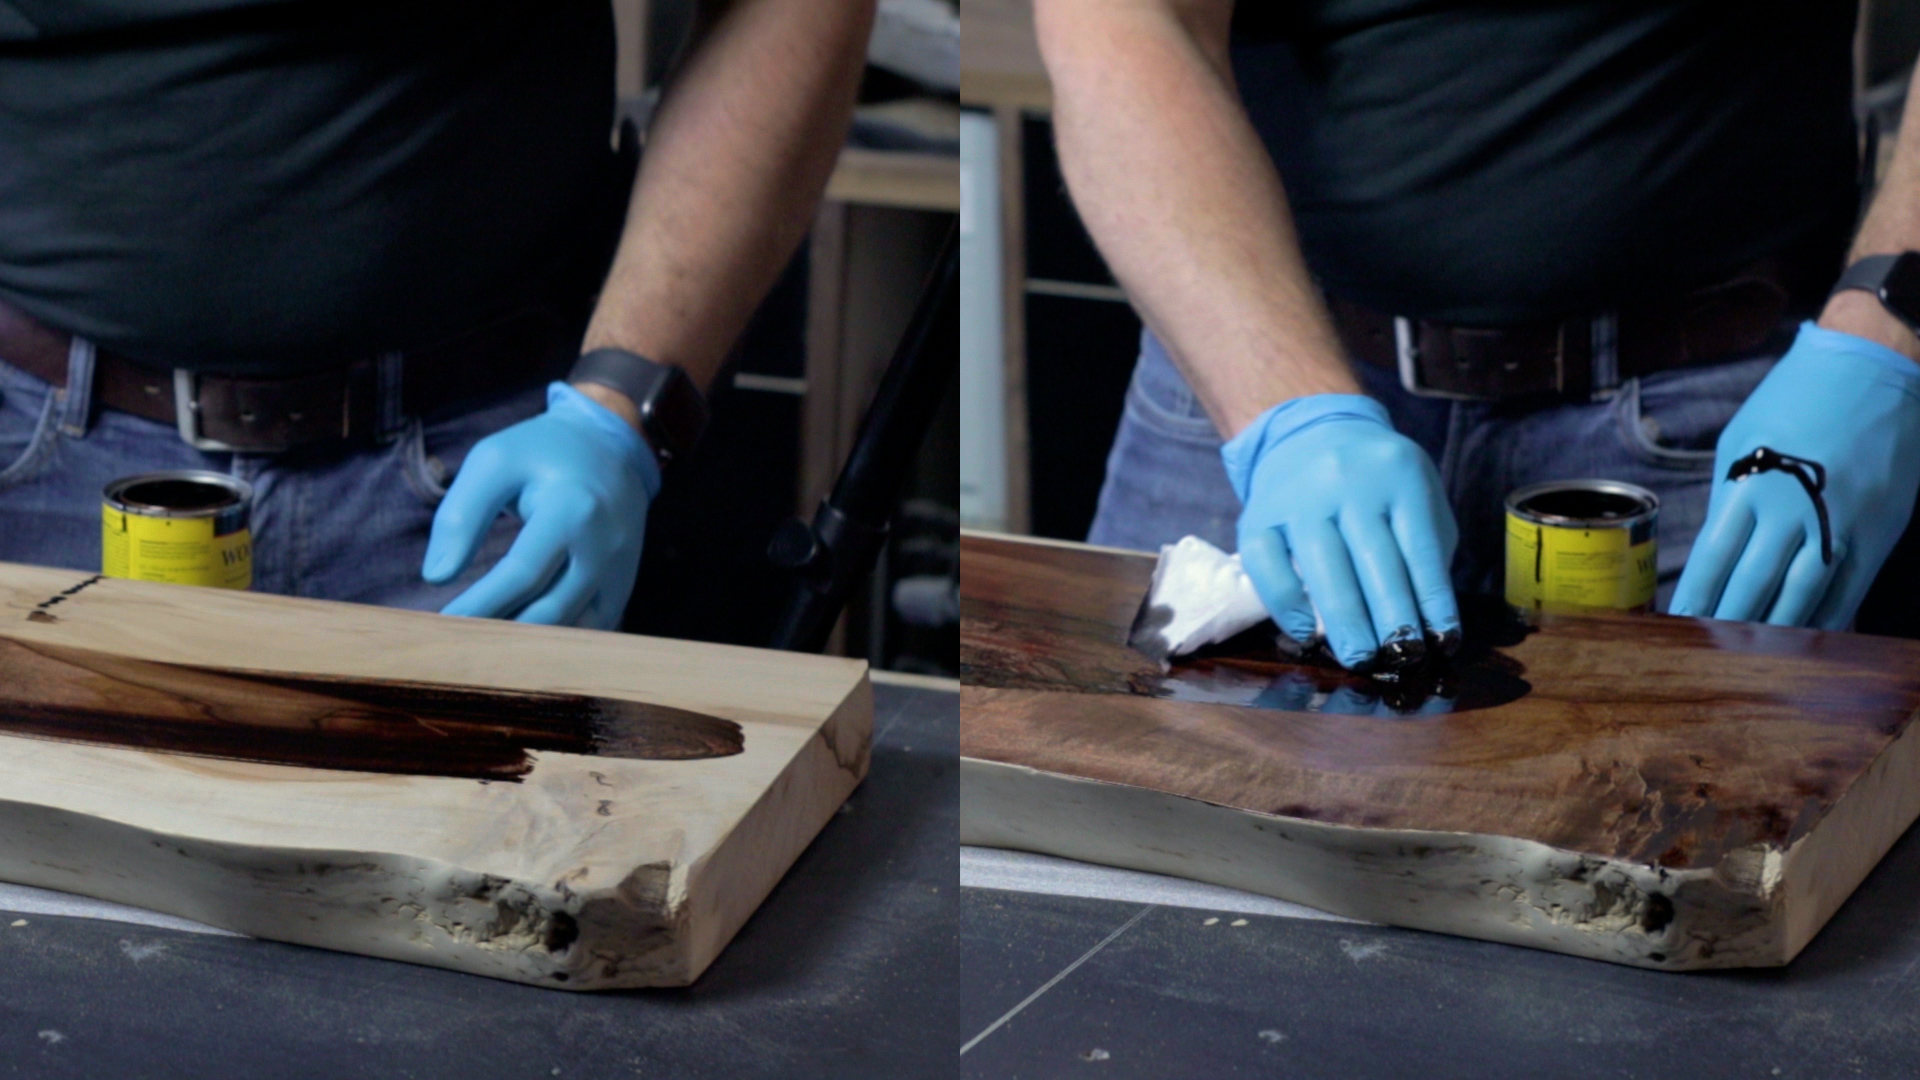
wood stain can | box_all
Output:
[1504,480,1658,614]
[102,471,254,590]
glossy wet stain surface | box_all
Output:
[965,543,1531,718]
[1141,647,1527,717]
[1134,595,1531,717]
[960,535,1920,866]
[0,636,743,781]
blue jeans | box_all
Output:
[0,344,537,610]
[1087,329,1780,610]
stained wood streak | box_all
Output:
[0,636,743,781]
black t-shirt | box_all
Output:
[1230,2,1860,324]
[0,0,627,374]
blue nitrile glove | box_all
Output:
[422,381,661,629]
[1223,393,1461,671]
[1671,322,1920,628]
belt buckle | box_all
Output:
[173,369,242,452]
[1393,316,1479,401]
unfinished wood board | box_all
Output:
[0,562,870,990]
[959,533,1920,970]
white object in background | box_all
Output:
[869,0,959,92]
[960,110,1008,532]
[0,882,236,937]
[893,574,959,628]
[959,846,1358,924]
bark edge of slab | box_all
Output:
[960,756,1810,970]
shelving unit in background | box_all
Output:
[618,0,960,672]
[962,0,1141,542]
[959,0,1043,536]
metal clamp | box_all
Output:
[173,369,242,452]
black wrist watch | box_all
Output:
[569,348,710,465]
[1830,252,1920,335]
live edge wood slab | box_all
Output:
[0,562,870,990]
[960,533,1920,970]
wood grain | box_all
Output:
[959,533,1920,968]
[0,562,870,989]
[0,630,742,781]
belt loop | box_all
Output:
[376,350,404,440]
[58,336,97,437]
[1589,312,1620,399]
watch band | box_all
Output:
[1831,252,1920,334]
[569,348,710,464]
[1832,253,1900,295]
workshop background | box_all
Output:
[959,0,1920,638]
[0,6,962,1078]
[625,0,959,676]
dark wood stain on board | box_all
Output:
[960,535,1920,869]
[0,636,743,781]
[983,590,1533,717]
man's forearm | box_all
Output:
[1037,0,1354,438]
[1820,62,1920,362]
[580,0,875,395]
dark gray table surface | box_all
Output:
[0,682,957,1080]
[961,816,1920,1080]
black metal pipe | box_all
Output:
[769,222,959,653]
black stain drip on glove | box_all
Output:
[1726,447,1832,565]
[1136,597,1530,717]
[1363,624,1452,681]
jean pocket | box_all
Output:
[1122,342,1223,446]
[401,382,550,505]
[400,418,453,504]
[1614,356,1774,472]
[0,363,60,492]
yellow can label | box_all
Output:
[1504,513,1654,613]
[102,506,252,590]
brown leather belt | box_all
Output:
[0,298,582,452]
[1332,265,1801,401]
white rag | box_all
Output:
[1127,536,1324,662]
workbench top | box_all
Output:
[961,815,1920,1078]
[0,681,955,1080]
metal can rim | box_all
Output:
[1505,479,1660,529]
[103,471,255,520]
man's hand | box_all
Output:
[421,382,660,630]
[1040,0,1427,665]
[1670,323,1920,627]
[1226,394,1461,670]
[1682,58,1920,627]
[1035,0,1360,435]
